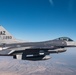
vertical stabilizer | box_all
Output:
[0,25,17,43]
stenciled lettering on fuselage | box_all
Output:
[0,31,12,39]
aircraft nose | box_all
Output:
[66,41,76,47]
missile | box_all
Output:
[48,48,66,53]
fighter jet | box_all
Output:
[0,25,76,61]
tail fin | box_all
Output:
[0,25,18,43]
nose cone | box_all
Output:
[66,41,76,47]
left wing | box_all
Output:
[0,47,66,61]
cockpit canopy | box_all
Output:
[54,37,73,41]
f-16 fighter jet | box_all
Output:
[0,26,76,61]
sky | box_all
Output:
[0,0,76,41]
